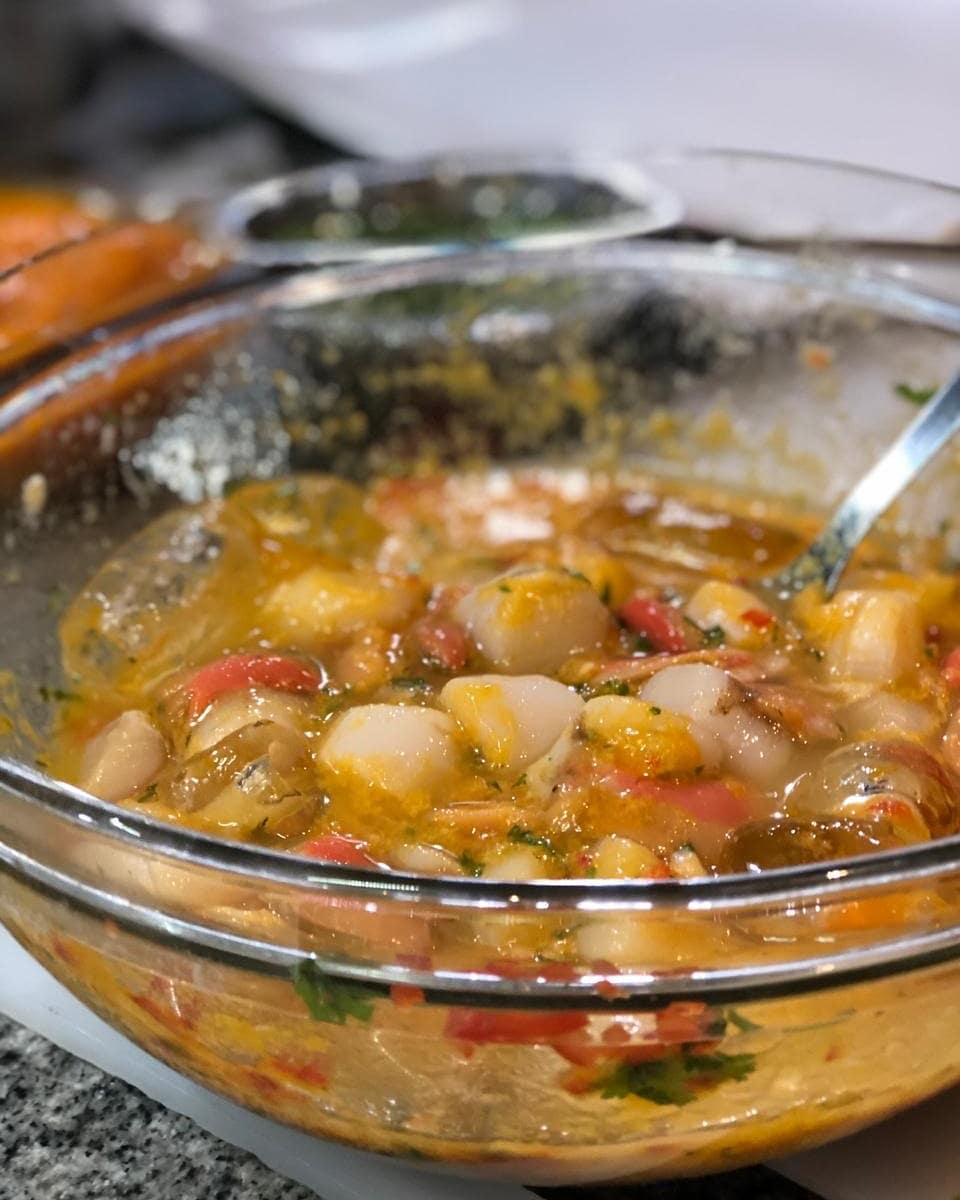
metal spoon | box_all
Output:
[766,370,960,598]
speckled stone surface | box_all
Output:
[0,1015,821,1200]
[0,1017,317,1200]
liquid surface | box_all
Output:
[49,468,960,882]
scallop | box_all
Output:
[454,565,610,674]
[263,566,423,646]
[641,662,793,786]
[439,673,583,772]
[80,710,167,803]
[319,703,459,795]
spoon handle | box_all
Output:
[771,370,960,597]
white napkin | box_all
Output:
[3,922,959,1200]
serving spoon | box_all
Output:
[766,369,960,599]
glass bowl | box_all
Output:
[3,228,960,1185]
[209,153,683,266]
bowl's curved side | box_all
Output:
[4,873,960,1185]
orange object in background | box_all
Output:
[0,187,222,373]
[0,187,107,271]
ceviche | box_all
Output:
[48,467,960,883]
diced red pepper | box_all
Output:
[594,770,751,828]
[616,595,689,654]
[942,648,960,688]
[413,618,469,670]
[740,608,775,631]
[444,1007,588,1045]
[187,653,323,717]
[390,984,426,1008]
[267,1056,330,1088]
[655,1001,720,1044]
[483,959,579,984]
[299,834,381,869]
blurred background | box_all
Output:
[1,0,957,195]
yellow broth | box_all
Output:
[49,469,960,886]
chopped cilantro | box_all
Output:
[633,634,654,654]
[498,584,512,593]
[599,1049,756,1106]
[292,960,376,1025]
[565,568,590,585]
[894,381,938,406]
[726,1008,763,1033]
[649,704,662,715]
[134,783,158,804]
[38,685,78,703]
[513,772,528,788]
[391,676,429,691]
[487,779,502,792]
[702,625,726,647]
[46,584,68,614]
[599,582,613,606]
[507,825,559,857]
[458,850,484,877]
[590,679,630,697]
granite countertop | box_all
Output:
[0,1013,822,1200]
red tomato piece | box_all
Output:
[444,1007,588,1045]
[187,653,323,717]
[657,779,752,826]
[299,834,381,869]
[942,648,960,688]
[616,595,689,653]
[655,1001,721,1044]
[553,1035,676,1069]
[390,984,426,1008]
[413,618,469,670]
[740,608,775,631]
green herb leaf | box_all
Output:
[648,704,662,715]
[134,783,158,804]
[633,634,654,654]
[564,568,590,585]
[292,960,376,1025]
[894,382,938,406]
[726,1008,763,1033]
[47,584,69,614]
[701,625,726,647]
[507,825,559,858]
[38,685,78,703]
[391,676,429,691]
[599,582,613,606]
[458,850,484,877]
[590,679,630,697]
[498,584,512,594]
[599,1049,756,1106]
[487,779,502,792]
[513,772,528,788]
